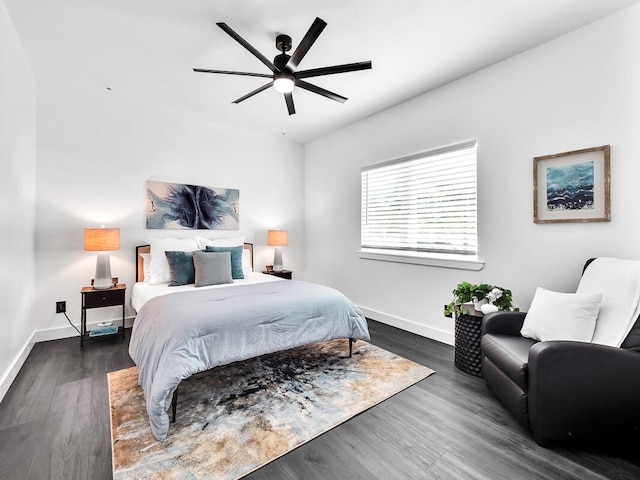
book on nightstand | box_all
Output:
[89,324,118,337]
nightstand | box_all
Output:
[262,270,292,280]
[80,283,126,347]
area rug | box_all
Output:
[108,339,434,479]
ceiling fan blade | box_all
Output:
[296,80,347,103]
[216,22,278,73]
[193,68,273,78]
[232,82,273,104]
[296,61,372,79]
[285,17,327,72]
[284,93,296,115]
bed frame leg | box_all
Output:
[171,387,178,423]
[349,338,354,358]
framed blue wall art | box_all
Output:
[146,180,239,230]
[533,145,610,223]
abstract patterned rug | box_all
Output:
[108,339,434,479]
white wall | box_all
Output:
[33,82,305,339]
[0,0,36,399]
[305,5,640,344]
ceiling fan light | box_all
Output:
[273,75,295,94]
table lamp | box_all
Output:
[84,227,120,289]
[268,230,288,272]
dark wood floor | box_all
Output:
[1,321,639,479]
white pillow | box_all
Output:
[148,237,199,284]
[520,287,602,342]
[139,252,151,282]
[196,236,252,275]
[195,236,244,249]
[242,248,252,275]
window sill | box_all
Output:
[358,249,485,271]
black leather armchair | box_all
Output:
[481,310,640,446]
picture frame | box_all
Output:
[533,145,610,224]
[146,180,239,230]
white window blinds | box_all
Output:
[361,140,477,256]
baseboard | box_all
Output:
[1,309,451,403]
[0,316,135,403]
[358,306,454,346]
[0,331,36,403]
[33,316,136,343]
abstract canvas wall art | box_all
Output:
[546,161,594,211]
[533,145,610,223]
[146,181,239,230]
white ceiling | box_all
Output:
[5,0,639,143]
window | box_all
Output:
[361,140,478,262]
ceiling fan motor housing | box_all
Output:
[275,34,292,53]
[274,53,291,72]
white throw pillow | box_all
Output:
[242,248,252,275]
[195,236,245,249]
[139,252,151,282]
[520,287,602,342]
[148,237,199,284]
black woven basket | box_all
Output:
[454,313,484,377]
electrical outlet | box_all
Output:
[56,301,66,314]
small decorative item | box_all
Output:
[533,145,610,223]
[265,264,274,273]
[90,277,118,288]
[444,282,516,318]
[480,303,499,314]
[480,287,503,314]
[146,180,239,230]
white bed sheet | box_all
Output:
[131,271,283,312]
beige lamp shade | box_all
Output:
[267,230,288,247]
[84,228,120,251]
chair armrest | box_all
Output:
[481,311,527,337]
[528,341,640,444]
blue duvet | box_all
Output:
[129,280,370,441]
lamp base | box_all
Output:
[273,247,284,272]
[93,253,113,290]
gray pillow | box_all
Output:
[193,251,233,287]
[205,245,244,279]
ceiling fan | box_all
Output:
[193,17,372,115]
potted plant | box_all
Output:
[445,281,517,377]
[444,281,517,317]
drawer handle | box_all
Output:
[101,296,107,301]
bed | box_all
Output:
[129,242,370,441]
